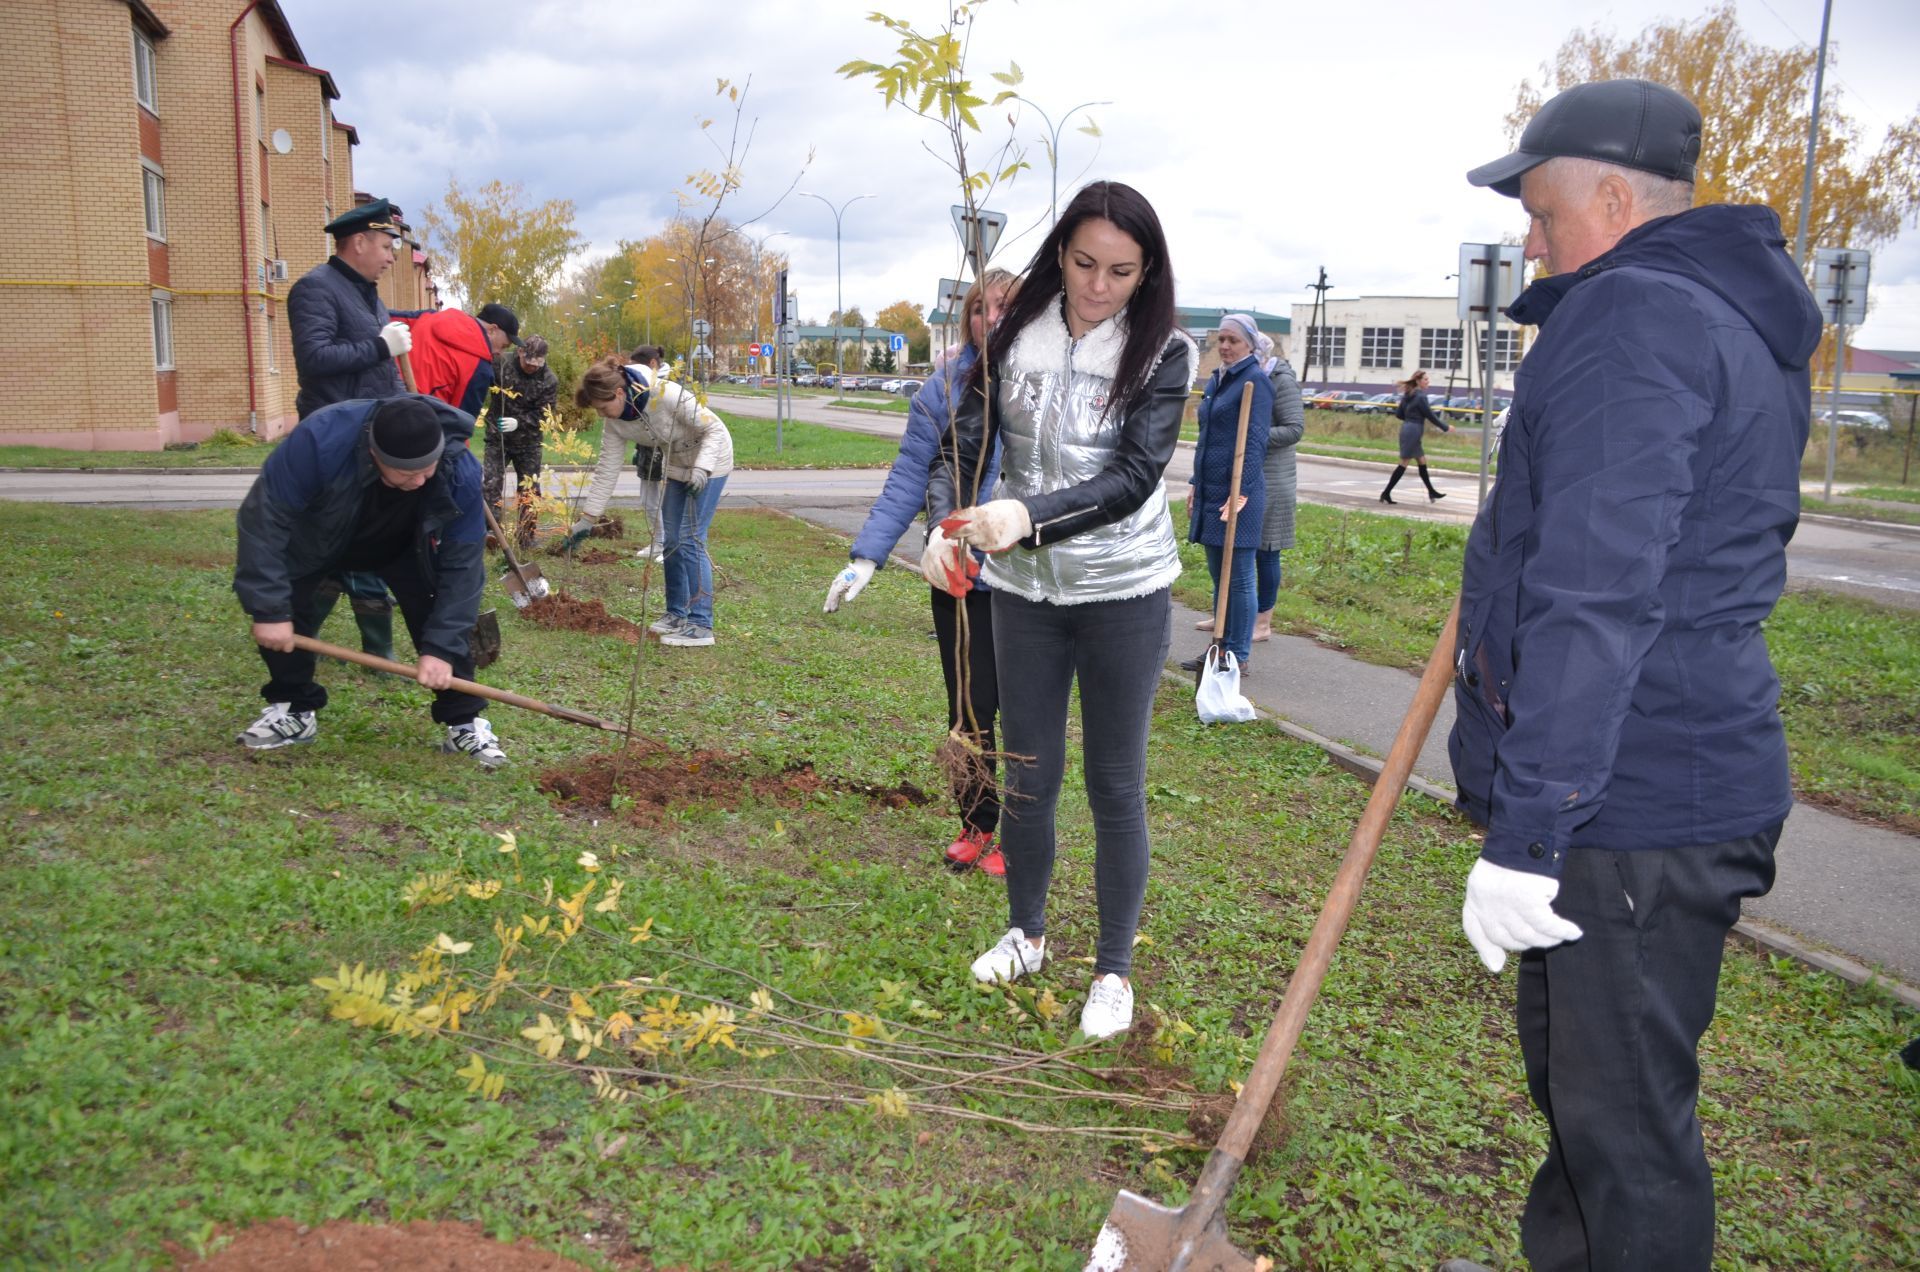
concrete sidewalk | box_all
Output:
[779,494,1920,1007]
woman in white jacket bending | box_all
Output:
[575,359,734,647]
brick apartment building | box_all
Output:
[0,0,439,450]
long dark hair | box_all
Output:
[978,181,1179,415]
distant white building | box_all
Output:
[1288,296,1524,394]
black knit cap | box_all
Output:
[368,397,446,471]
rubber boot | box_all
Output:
[353,610,394,661]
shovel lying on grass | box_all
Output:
[1088,597,1462,1272]
[290,635,633,737]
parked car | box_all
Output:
[796,374,821,387]
[1312,390,1373,412]
[891,378,923,396]
[1816,408,1892,431]
[1357,392,1399,414]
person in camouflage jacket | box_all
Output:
[483,334,559,523]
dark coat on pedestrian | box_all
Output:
[233,395,485,662]
[287,257,404,418]
[1259,358,1306,551]
[1395,388,1449,461]
[1187,354,1273,548]
[486,352,559,437]
[1448,203,1822,875]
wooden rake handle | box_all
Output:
[288,634,631,735]
[1210,382,1257,640]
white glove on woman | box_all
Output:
[379,321,412,357]
[1461,858,1585,973]
[823,558,878,612]
[497,416,518,435]
[686,467,711,495]
[919,523,975,597]
[944,499,1032,552]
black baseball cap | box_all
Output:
[1467,79,1703,199]
[476,303,521,345]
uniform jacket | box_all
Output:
[287,257,404,418]
[1259,358,1306,552]
[233,395,486,662]
[397,310,496,418]
[486,354,559,438]
[583,368,734,519]
[1187,355,1273,548]
[850,344,997,590]
[928,296,1195,606]
[1448,203,1822,875]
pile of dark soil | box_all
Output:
[538,745,932,826]
[520,591,643,642]
[576,548,625,565]
[185,1219,601,1270]
[588,515,626,539]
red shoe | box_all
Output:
[975,846,1006,877]
[944,828,993,871]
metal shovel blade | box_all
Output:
[1086,1191,1258,1272]
[469,609,502,669]
[501,570,533,609]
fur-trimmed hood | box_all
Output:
[1001,299,1199,396]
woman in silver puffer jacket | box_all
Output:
[925,180,1194,1041]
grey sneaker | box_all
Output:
[648,613,687,636]
[443,716,508,769]
[660,623,715,648]
[238,702,316,750]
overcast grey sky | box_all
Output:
[282,0,1920,348]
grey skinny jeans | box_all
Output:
[991,586,1172,977]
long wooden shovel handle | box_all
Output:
[289,634,631,735]
[1210,382,1257,639]
[1170,596,1462,1259]
[396,348,418,393]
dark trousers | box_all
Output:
[1517,827,1780,1272]
[929,584,999,836]
[483,426,543,516]
[992,587,1171,977]
[259,552,482,726]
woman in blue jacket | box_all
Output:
[821,268,1017,875]
[1184,313,1272,669]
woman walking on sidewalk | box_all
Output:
[925,180,1195,1040]
[1182,314,1271,671]
[1380,368,1450,503]
[574,358,734,647]
[822,268,1019,876]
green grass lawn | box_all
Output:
[0,502,1913,1270]
[829,397,913,414]
[1170,500,1920,833]
[1846,484,1920,505]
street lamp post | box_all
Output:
[1016,98,1111,226]
[799,191,876,382]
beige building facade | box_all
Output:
[0,0,436,450]
[1288,296,1523,395]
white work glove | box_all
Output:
[379,321,412,358]
[943,499,1032,553]
[686,467,711,496]
[823,558,878,612]
[1461,858,1585,973]
[919,523,976,598]
[496,416,518,435]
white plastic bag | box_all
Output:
[1195,647,1256,723]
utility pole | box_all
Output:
[1304,268,1332,392]
[799,192,876,382]
[1791,0,1835,268]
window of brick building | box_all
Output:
[141,161,166,240]
[1305,326,1346,367]
[151,294,174,370]
[266,312,278,372]
[1420,327,1463,371]
[1360,326,1405,369]
[255,85,266,142]
[133,30,158,113]
[321,104,330,158]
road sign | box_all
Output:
[889,334,905,353]
[691,318,712,338]
[1812,247,1871,327]
[748,343,763,357]
[693,344,711,360]
[935,277,968,315]
[772,270,789,325]
[781,328,799,346]
[950,206,1007,266]
[1457,243,1527,321]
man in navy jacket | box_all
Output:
[1448,80,1821,1271]
[233,395,506,769]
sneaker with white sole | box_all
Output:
[237,702,317,750]
[443,716,508,769]
[971,927,1046,983]
[660,623,715,648]
[647,614,687,636]
[1080,974,1134,1040]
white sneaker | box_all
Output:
[443,716,508,769]
[970,927,1046,983]
[1080,974,1134,1040]
[237,702,316,750]
[648,614,686,636]
[636,545,666,562]
[661,623,715,648]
